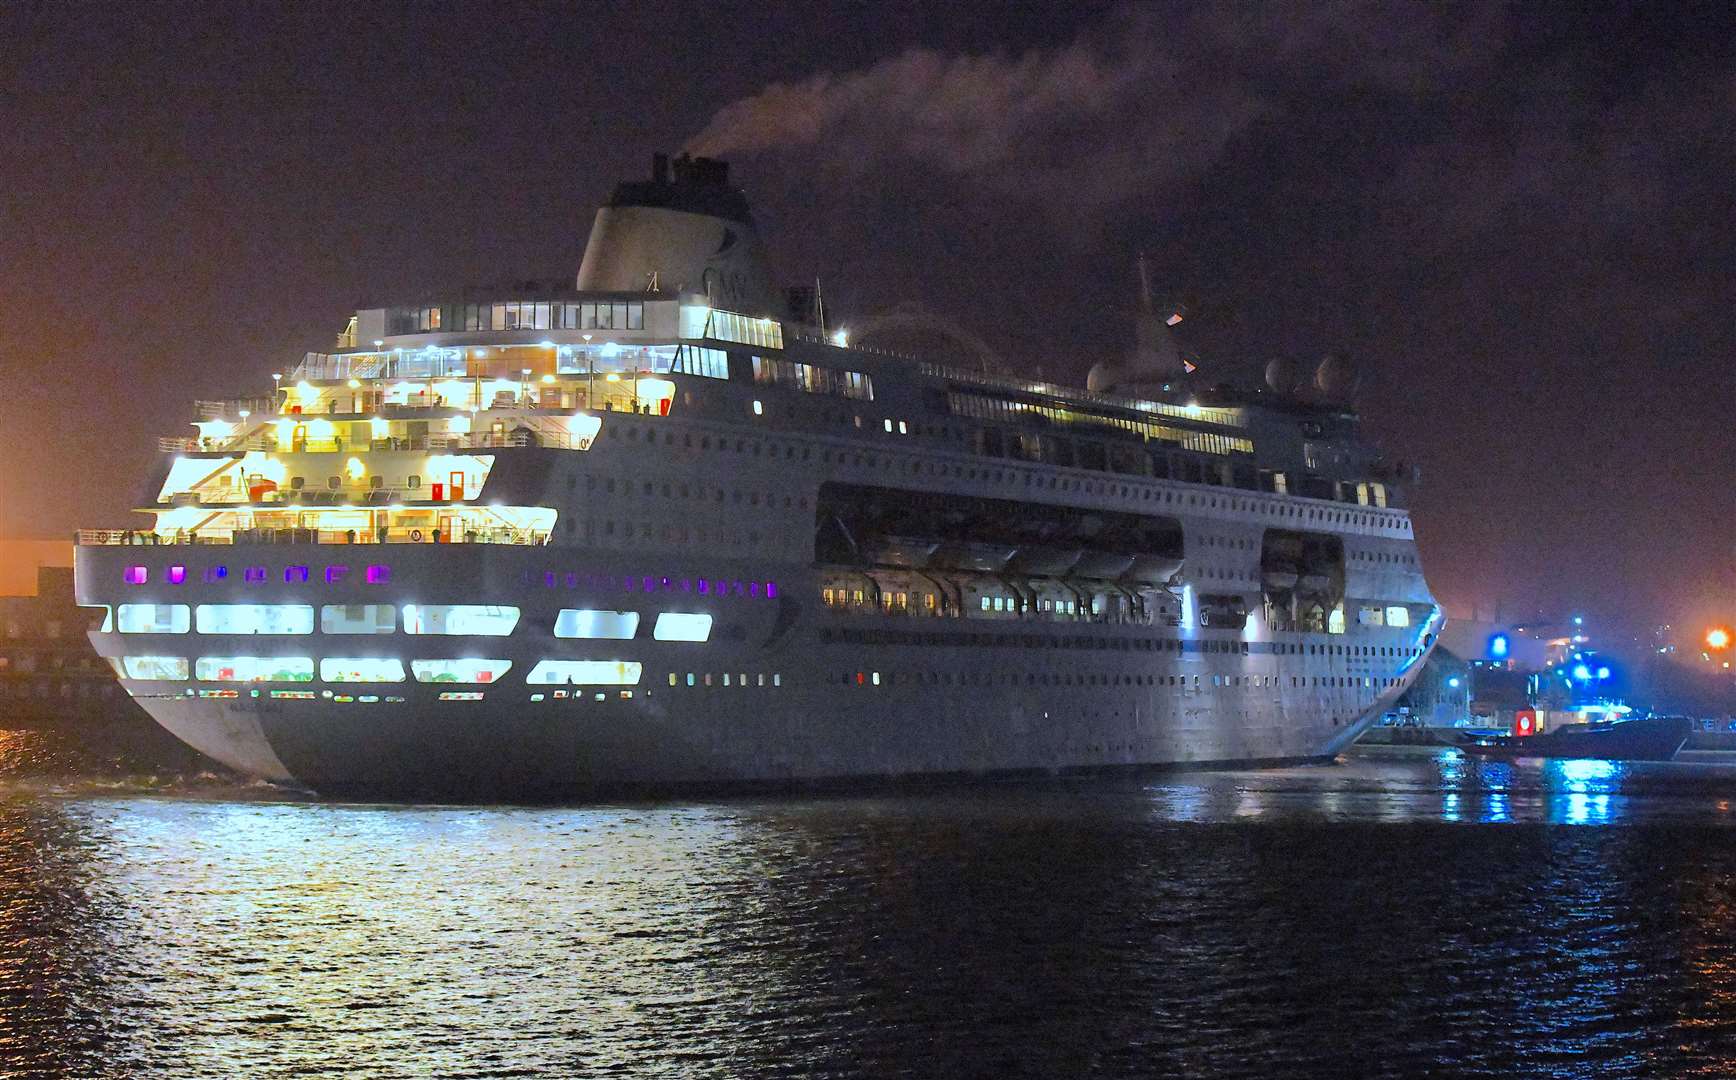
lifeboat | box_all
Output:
[931,541,1019,572]
[1009,545,1083,575]
[1123,554,1185,584]
[1261,563,1300,590]
[1072,550,1137,579]
[862,535,939,568]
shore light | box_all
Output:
[1708,627,1732,652]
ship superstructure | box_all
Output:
[74,154,1440,797]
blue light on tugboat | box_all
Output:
[1572,663,1593,681]
[1596,666,1611,680]
[1489,633,1509,659]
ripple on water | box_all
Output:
[4,731,1736,1076]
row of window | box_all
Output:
[750,356,873,401]
[673,346,729,380]
[115,655,644,686]
[816,624,1428,662]
[113,604,713,642]
[526,570,780,599]
[115,604,519,636]
[124,564,391,586]
[387,300,647,335]
[948,391,1253,457]
[701,310,783,350]
[666,672,783,687]
[826,669,1404,690]
[600,408,1410,537]
[118,656,508,683]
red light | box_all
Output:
[1514,709,1536,736]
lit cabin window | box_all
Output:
[196,605,315,635]
[673,345,729,379]
[117,604,190,634]
[652,613,712,642]
[321,604,397,634]
[401,605,520,636]
[411,659,512,684]
[526,660,642,685]
[319,657,406,683]
[705,310,784,350]
[553,609,639,640]
[123,565,148,584]
[195,656,315,682]
[1385,606,1412,628]
[121,655,188,680]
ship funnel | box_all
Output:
[576,153,776,314]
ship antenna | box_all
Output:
[815,276,827,336]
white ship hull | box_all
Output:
[73,154,1443,799]
[77,485,1438,799]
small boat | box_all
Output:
[862,535,938,568]
[1454,715,1693,762]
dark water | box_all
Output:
[5,728,1736,1079]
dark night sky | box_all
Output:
[1,1,1731,641]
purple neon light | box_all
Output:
[123,565,147,585]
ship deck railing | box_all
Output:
[75,528,549,547]
[158,425,594,456]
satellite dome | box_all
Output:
[1314,352,1360,398]
[1265,357,1301,395]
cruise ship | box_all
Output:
[74,153,1441,798]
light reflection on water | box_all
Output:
[4,740,1736,1076]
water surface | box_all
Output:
[4,728,1736,1078]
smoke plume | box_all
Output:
[687,4,1504,216]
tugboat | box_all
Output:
[1455,715,1692,762]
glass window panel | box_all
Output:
[1385,606,1412,628]
[117,604,190,634]
[320,604,397,634]
[195,656,315,682]
[401,604,520,636]
[652,613,712,642]
[553,609,639,639]
[195,604,315,635]
[526,660,641,685]
[122,655,188,680]
[410,659,512,684]
[319,657,406,683]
